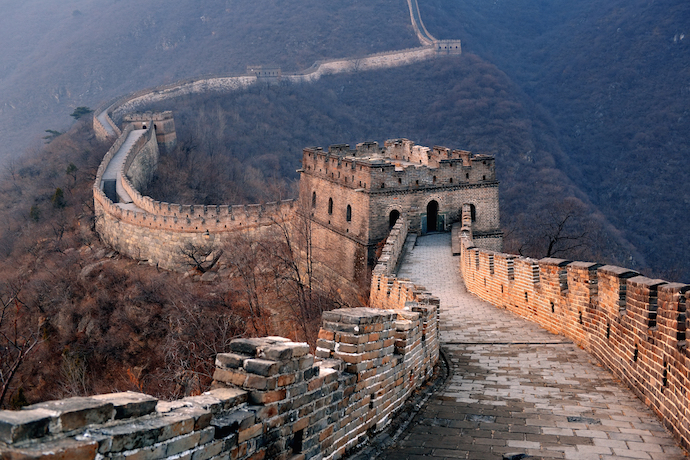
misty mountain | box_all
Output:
[420,0,690,279]
[0,0,417,161]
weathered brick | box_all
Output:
[249,389,286,405]
[237,423,263,443]
[0,438,98,460]
[215,353,247,370]
[23,397,115,433]
[90,392,157,420]
[0,409,53,444]
[244,359,281,377]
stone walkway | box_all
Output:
[379,233,687,460]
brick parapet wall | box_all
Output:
[458,236,690,449]
[94,124,135,186]
[372,218,409,276]
[368,218,440,378]
[1,306,440,460]
[93,110,122,141]
[95,44,442,130]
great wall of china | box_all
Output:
[456,222,690,451]
[0,219,443,460]
[89,0,462,278]
[3,0,690,458]
[4,212,690,458]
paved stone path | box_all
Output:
[101,128,146,211]
[380,233,687,460]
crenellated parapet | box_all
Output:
[0,305,440,459]
[301,140,496,193]
[457,230,690,450]
[367,217,440,370]
[93,111,298,271]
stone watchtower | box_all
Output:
[299,139,502,285]
[123,111,177,154]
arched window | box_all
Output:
[470,204,476,222]
[328,198,333,215]
[346,205,352,222]
[312,192,316,208]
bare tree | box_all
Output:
[223,233,271,336]
[59,350,89,397]
[180,241,222,273]
[263,205,341,343]
[161,302,243,399]
[505,197,593,259]
[0,284,41,408]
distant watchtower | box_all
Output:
[299,139,502,285]
[123,111,177,154]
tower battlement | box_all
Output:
[301,139,496,193]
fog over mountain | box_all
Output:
[0,0,416,160]
[420,0,690,278]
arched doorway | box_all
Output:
[427,201,439,232]
[389,210,400,228]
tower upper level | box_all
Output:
[300,139,496,192]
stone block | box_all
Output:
[90,392,157,420]
[203,388,247,410]
[229,337,291,358]
[303,366,319,381]
[237,423,263,443]
[244,374,277,391]
[298,356,315,370]
[215,353,247,369]
[165,430,201,456]
[211,410,256,438]
[212,369,247,387]
[315,348,332,359]
[23,397,115,433]
[261,342,309,361]
[228,338,270,356]
[83,411,197,453]
[168,407,212,431]
[276,373,296,387]
[0,409,53,444]
[249,389,286,405]
[0,437,98,460]
[244,359,281,377]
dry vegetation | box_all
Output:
[0,120,340,409]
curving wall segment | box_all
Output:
[93,112,296,271]
[0,223,440,459]
[0,305,440,459]
[456,225,690,450]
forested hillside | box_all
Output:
[419,0,690,279]
[3,0,686,278]
[143,55,639,269]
